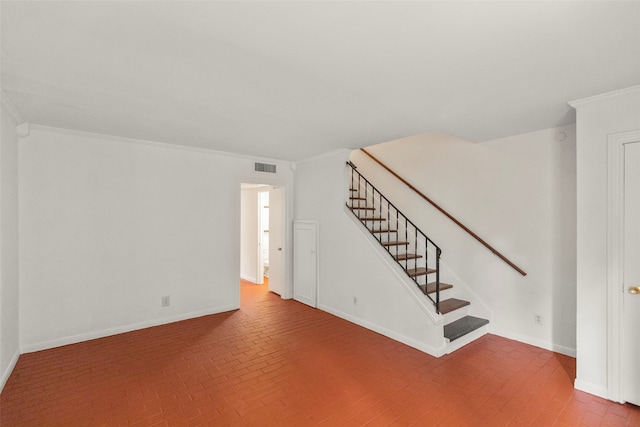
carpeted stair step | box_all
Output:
[444,315,490,342]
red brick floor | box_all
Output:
[1,280,639,426]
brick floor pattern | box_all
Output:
[1,280,639,426]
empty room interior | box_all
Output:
[1,1,640,425]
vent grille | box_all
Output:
[255,162,277,174]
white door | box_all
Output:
[256,191,269,285]
[622,141,640,406]
[293,221,318,307]
[268,187,285,296]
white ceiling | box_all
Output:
[2,1,639,161]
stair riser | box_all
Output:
[445,324,489,354]
[425,288,454,302]
[441,305,469,324]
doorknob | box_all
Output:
[630,286,640,295]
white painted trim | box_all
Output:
[445,325,489,354]
[293,220,320,308]
[344,205,444,325]
[240,274,258,284]
[569,85,640,108]
[606,129,640,403]
[318,304,445,358]
[256,191,264,286]
[0,90,24,124]
[20,304,238,354]
[575,379,609,400]
[27,124,292,164]
[16,122,30,137]
[296,148,351,165]
[0,349,20,393]
[236,176,295,300]
[491,328,576,358]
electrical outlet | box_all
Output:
[162,295,170,307]
[534,314,542,325]
[353,296,358,305]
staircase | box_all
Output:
[346,161,489,350]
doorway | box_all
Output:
[240,183,286,299]
[607,131,640,405]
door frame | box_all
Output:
[268,186,286,296]
[256,190,269,286]
[606,129,640,403]
[236,173,293,307]
[293,220,319,307]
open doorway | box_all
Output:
[240,183,286,298]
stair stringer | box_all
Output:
[425,246,494,325]
[419,246,494,353]
[344,205,448,357]
[346,202,496,354]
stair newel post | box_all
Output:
[436,247,442,314]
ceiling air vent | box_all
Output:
[255,162,277,174]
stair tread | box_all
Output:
[350,206,375,210]
[371,229,397,234]
[444,315,489,341]
[349,197,367,200]
[439,298,471,314]
[381,241,409,247]
[359,216,386,221]
[420,282,453,294]
[394,253,423,261]
[406,267,436,277]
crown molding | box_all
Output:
[27,123,293,166]
[16,123,30,137]
[0,90,25,124]
[569,85,640,108]
[295,148,351,165]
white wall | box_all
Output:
[19,126,294,352]
[0,97,21,391]
[351,125,577,356]
[294,150,445,356]
[571,86,640,399]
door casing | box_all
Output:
[606,130,640,403]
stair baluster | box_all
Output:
[346,161,442,313]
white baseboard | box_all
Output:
[21,304,239,354]
[0,349,20,393]
[240,274,258,284]
[574,378,609,400]
[318,304,445,357]
[491,328,577,357]
[446,324,489,354]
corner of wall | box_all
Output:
[0,349,20,393]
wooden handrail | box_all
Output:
[360,148,527,276]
